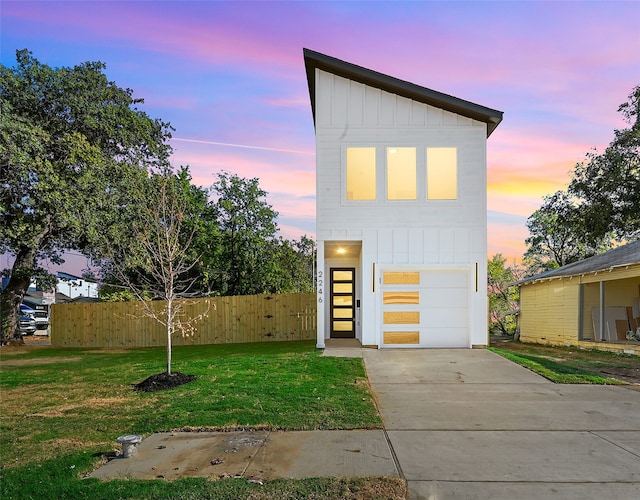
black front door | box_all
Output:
[330,268,355,338]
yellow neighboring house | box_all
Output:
[518,240,640,355]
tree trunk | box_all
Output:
[166,300,172,375]
[1,246,39,342]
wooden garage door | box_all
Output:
[381,269,468,347]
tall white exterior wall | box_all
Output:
[315,69,488,348]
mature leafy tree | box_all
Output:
[569,85,640,242]
[98,169,208,374]
[209,172,280,295]
[288,235,317,292]
[488,254,524,336]
[523,190,611,274]
[98,169,313,299]
[269,235,317,293]
[524,86,638,274]
[157,167,219,297]
[0,50,172,341]
[192,173,315,296]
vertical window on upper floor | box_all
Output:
[346,147,376,200]
[386,147,416,200]
[427,147,457,200]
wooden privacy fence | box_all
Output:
[51,293,316,348]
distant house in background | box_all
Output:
[12,272,99,332]
[2,272,99,302]
[304,49,503,349]
[23,290,70,304]
[518,240,640,355]
[55,272,99,300]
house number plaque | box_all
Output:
[317,271,323,303]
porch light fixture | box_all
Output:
[337,248,346,255]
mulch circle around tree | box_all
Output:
[134,372,197,392]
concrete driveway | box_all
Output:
[363,348,640,499]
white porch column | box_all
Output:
[599,280,605,341]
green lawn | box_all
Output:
[489,341,639,384]
[0,341,405,499]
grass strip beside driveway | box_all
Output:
[489,342,639,384]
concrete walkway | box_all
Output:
[91,344,640,499]
[90,429,397,481]
[363,348,640,499]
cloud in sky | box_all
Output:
[2,0,638,270]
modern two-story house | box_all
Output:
[304,49,503,349]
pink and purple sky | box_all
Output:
[2,1,639,274]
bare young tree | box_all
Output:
[102,168,210,374]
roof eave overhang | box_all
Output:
[517,262,640,286]
[304,48,503,137]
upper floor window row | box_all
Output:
[346,147,457,202]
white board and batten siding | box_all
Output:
[315,68,489,348]
[316,71,488,233]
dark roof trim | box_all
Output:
[304,48,503,137]
[518,239,640,285]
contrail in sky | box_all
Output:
[172,137,313,155]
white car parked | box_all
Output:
[20,304,49,331]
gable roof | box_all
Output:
[303,48,503,137]
[519,239,640,285]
